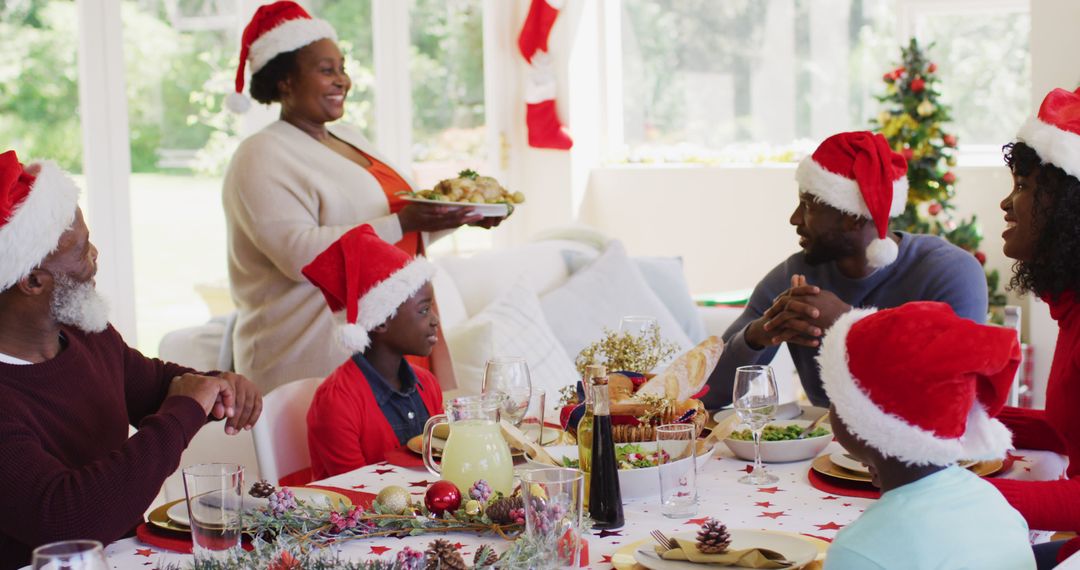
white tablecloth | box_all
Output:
[94,443,1066,569]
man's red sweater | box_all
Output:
[307,358,443,480]
[990,291,1080,532]
[0,325,207,569]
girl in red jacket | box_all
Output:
[993,87,1080,569]
[302,224,444,479]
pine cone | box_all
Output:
[473,544,499,567]
[249,480,276,499]
[424,539,466,570]
[696,518,731,554]
[485,495,524,525]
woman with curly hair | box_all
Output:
[989,87,1080,569]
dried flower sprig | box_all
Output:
[575,323,678,376]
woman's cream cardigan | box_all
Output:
[223,120,436,392]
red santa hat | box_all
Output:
[1017,87,1080,181]
[0,150,81,291]
[795,131,909,268]
[817,302,1019,466]
[226,1,337,113]
[301,225,436,353]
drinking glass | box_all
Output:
[32,540,107,570]
[618,315,658,337]
[182,463,244,561]
[482,357,532,426]
[656,424,698,517]
[521,468,584,569]
[733,365,779,485]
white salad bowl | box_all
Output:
[722,419,833,463]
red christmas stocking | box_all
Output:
[518,0,563,63]
[526,99,573,150]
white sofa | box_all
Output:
[155,234,799,498]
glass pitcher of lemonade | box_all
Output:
[423,393,515,496]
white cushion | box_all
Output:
[431,264,468,331]
[540,241,693,366]
[435,241,574,317]
[444,280,580,420]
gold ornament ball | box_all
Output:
[465,499,482,516]
[917,99,936,117]
[376,485,412,514]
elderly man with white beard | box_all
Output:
[0,151,263,569]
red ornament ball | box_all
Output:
[942,171,957,185]
[911,77,926,93]
[927,62,938,74]
[928,202,942,216]
[974,251,987,265]
[943,134,958,147]
[425,481,462,515]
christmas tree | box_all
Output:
[871,38,1006,310]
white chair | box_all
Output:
[252,377,323,485]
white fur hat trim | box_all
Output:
[796,158,908,219]
[817,307,1014,466]
[249,17,337,75]
[0,161,80,291]
[334,257,436,353]
[1017,116,1080,181]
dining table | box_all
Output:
[87,442,1067,570]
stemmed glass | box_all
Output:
[733,365,779,485]
[482,357,532,427]
[620,315,660,370]
[32,540,108,570]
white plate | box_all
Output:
[712,402,826,424]
[401,196,509,217]
[723,420,832,463]
[829,451,870,474]
[526,443,716,500]
[167,487,342,527]
[632,529,818,569]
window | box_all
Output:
[906,1,1030,152]
[0,0,84,180]
[610,0,1030,163]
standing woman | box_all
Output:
[990,87,1080,569]
[223,2,482,393]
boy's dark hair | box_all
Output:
[1003,141,1080,300]
[249,48,301,104]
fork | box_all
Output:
[650,529,677,551]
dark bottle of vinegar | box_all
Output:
[588,378,624,529]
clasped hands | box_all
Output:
[745,274,851,350]
[167,371,263,435]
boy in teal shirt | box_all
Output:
[817,302,1035,570]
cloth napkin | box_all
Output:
[656,538,792,568]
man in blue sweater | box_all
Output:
[703,132,987,409]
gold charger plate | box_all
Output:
[612,532,828,570]
[811,455,1005,484]
[147,488,353,534]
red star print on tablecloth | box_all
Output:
[408,479,432,487]
[743,465,754,473]
[1006,451,1027,463]
[821,495,839,500]
[453,542,465,550]
[134,548,156,557]
[756,486,782,494]
[815,521,843,531]
[601,555,613,564]
[374,468,396,475]
[369,546,391,555]
[802,533,834,543]
[684,517,711,525]
[754,501,773,508]
[758,511,788,519]
[595,529,623,538]
[351,484,367,489]
[842,503,853,507]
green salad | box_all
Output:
[729,424,830,441]
[560,444,670,470]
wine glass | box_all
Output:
[32,540,108,570]
[482,357,532,427]
[733,365,780,485]
[619,315,660,370]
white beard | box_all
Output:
[50,274,110,333]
